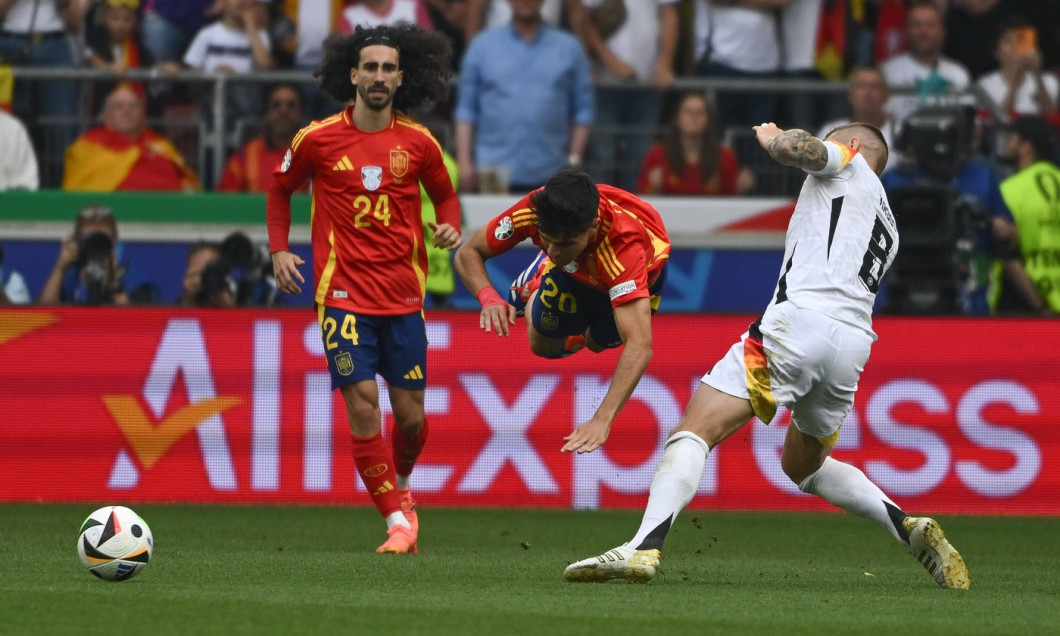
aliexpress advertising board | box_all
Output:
[1,308,1056,515]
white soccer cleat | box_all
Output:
[563,544,661,583]
[903,516,970,590]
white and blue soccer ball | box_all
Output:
[77,505,153,581]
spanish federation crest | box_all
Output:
[390,149,409,177]
[361,166,383,191]
[334,351,354,376]
[280,149,292,172]
[494,216,514,241]
[540,311,559,332]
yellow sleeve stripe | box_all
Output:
[597,238,624,279]
[291,114,342,152]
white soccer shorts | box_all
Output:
[702,302,874,443]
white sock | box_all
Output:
[799,456,907,543]
[628,432,709,551]
[385,511,410,531]
[396,475,410,490]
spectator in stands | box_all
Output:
[944,0,1059,81]
[39,204,160,306]
[62,84,200,192]
[455,0,594,193]
[778,0,827,131]
[0,244,30,305]
[83,0,175,116]
[575,0,677,192]
[339,0,435,31]
[0,109,39,190]
[141,0,217,65]
[0,0,87,186]
[692,0,781,132]
[218,83,307,193]
[976,21,1058,120]
[269,0,345,117]
[817,66,902,173]
[463,0,579,42]
[183,0,276,129]
[637,91,753,196]
[993,116,1060,315]
[880,1,971,125]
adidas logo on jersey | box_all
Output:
[403,365,424,380]
[373,481,394,496]
[332,155,354,171]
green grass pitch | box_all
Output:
[1,504,1057,635]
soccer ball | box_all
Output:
[77,505,153,581]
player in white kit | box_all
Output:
[563,122,971,590]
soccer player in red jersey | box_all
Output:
[267,24,461,554]
[454,168,671,455]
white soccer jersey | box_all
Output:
[765,148,899,337]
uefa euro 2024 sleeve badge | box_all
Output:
[494,216,514,240]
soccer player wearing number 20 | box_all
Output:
[565,123,971,589]
[267,25,461,554]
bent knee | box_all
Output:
[781,453,824,486]
[528,338,566,359]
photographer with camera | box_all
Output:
[881,106,1017,315]
[39,205,160,306]
[179,233,280,308]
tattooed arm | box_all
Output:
[753,123,829,172]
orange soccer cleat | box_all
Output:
[376,524,418,554]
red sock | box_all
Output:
[391,420,428,479]
[350,433,401,517]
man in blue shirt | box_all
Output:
[455,0,594,193]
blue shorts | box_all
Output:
[317,306,427,391]
[529,265,667,349]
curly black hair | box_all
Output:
[314,22,452,113]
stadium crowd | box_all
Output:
[2,0,1060,315]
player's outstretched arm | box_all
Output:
[454,227,516,336]
[271,251,305,295]
[753,123,829,173]
[561,297,652,454]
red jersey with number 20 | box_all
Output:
[484,184,671,307]
[267,108,461,315]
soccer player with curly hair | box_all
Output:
[267,23,461,554]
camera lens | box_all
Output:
[78,232,114,266]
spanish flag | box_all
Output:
[63,126,200,192]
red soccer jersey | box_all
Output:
[484,184,671,307]
[267,108,460,314]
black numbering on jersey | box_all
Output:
[858,215,895,294]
